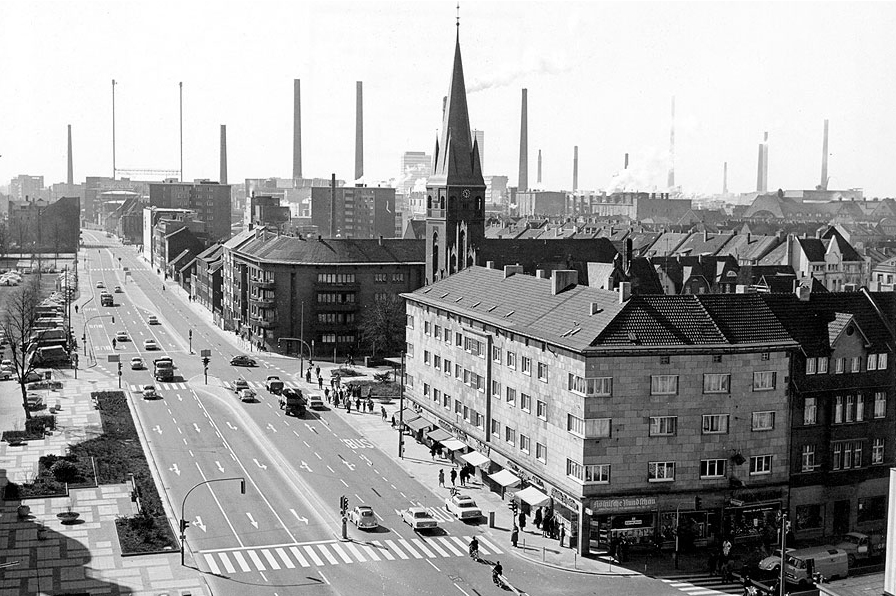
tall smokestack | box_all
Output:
[219,124,228,185]
[537,149,542,185]
[330,173,336,238]
[573,146,578,192]
[518,88,528,192]
[756,142,764,192]
[723,161,728,195]
[762,131,769,192]
[293,79,302,181]
[355,81,363,183]
[667,95,675,189]
[66,124,73,186]
[624,153,629,170]
[820,119,829,190]
[179,81,183,181]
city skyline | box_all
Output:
[3,1,896,196]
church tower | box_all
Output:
[425,25,486,284]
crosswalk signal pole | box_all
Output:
[202,357,210,385]
[117,361,122,389]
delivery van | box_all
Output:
[784,546,849,586]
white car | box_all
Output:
[0,367,14,380]
[239,388,256,402]
[114,285,123,293]
[759,548,794,573]
[148,315,159,325]
[307,397,325,410]
[142,339,159,350]
[445,494,483,520]
[348,505,378,530]
[141,385,159,399]
[401,507,438,531]
[130,357,145,370]
[95,281,105,289]
[115,331,129,342]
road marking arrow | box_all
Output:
[152,425,162,435]
[215,461,224,473]
[342,460,356,471]
[266,423,277,433]
[247,512,259,529]
[226,422,237,431]
[290,509,309,524]
[169,463,181,476]
[253,459,268,470]
[300,461,312,472]
[193,423,201,433]
[304,423,318,434]
[194,516,207,532]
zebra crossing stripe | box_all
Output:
[232,551,251,572]
[344,542,367,562]
[411,539,435,558]
[316,544,339,565]
[247,550,266,570]
[436,537,464,556]
[219,552,236,573]
[399,539,423,559]
[261,549,280,570]
[360,544,380,561]
[372,541,395,560]
[330,543,353,564]
[447,536,470,554]
[204,554,221,574]
[424,538,450,557]
[289,546,310,567]
[275,548,295,569]
[478,536,503,555]
[384,540,409,559]
[303,545,324,566]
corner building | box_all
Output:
[403,266,798,555]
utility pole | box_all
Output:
[398,351,405,458]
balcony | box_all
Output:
[250,316,276,329]
[251,278,276,290]
[250,296,276,308]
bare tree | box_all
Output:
[1,278,43,419]
[359,294,406,357]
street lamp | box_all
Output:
[180,477,246,566]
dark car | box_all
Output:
[230,355,257,367]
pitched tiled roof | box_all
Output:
[807,292,894,351]
[236,235,425,265]
[827,312,854,346]
[697,294,793,344]
[760,294,831,356]
[797,237,827,262]
[595,295,725,346]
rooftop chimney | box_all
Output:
[537,149,542,185]
[667,95,675,189]
[486,260,495,269]
[573,146,578,192]
[355,81,363,182]
[820,119,829,191]
[293,79,302,180]
[66,124,73,186]
[504,264,524,279]
[618,281,632,303]
[219,124,227,185]
[551,269,578,295]
[518,89,528,192]
[722,161,728,195]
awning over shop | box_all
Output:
[405,417,430,432]
[426,428,452,442]
[488,469,521,488]
[460,451,490,467]
[400,408,419,422]
[515,486,550,507]
[442,439,467,452]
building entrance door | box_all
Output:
[833,500,850,535]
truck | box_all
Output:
[100,293,113,307]
[281,388,306,417]
[153,357,175,381]
[833,531,886,566]
[265,375,284,393]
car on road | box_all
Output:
[230,355,256,367]
[348,505,378,530]
[130,357,145,370]
[147,315,159,325]
[264,375,284,393]
[444,494,483,520]
[307,396,325,410]
[402,507,438,531]
[141,385,159,400]
[239,388,256,402]
[1,359,12,368]
[115,331,129,342]
[95,281,105,289]
[758,548,794,575]
[142,339,159,350]
[114,285,123,293]
[0,367,13,380]
[26,392,44,410]
[232,378,249,392]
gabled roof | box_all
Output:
[223,229,256,250]
[236,235,425,265]
[403,219,427,240]
[195,243,224,263]
[827,312,868,347]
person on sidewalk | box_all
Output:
[306,370,312,383]
[533,507,542,530]
[450,468,457,486]
[315,365,320,377]
[518,511,527,532]
[438,469,445,487]
[511,526,519,548]
[318,376,324,390]
[430,444,438,459]
[324,388,330,403]
[381,406,387,421]
[559,523,566,548]
[459,467,466,486]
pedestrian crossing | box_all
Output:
[223,380,304,391]
[129,383,188,391]
[659,574,742,595]
[199,535,502,576]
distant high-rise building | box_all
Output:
[149,180,232,243]
[9,175,44,201]
[311,186,397,240]
[398,152,432,196]
[472,129,485,173]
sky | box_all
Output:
[3,1,896,197]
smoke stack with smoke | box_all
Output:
[537,149,542,185]
[573,146,578,192]
[67,124,73,186]
[667,96,675,190]
[723,161,728,195]
[624,153,629,170]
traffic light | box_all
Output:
[339,495,348,513]
[111,316,115,324]
[117,362,122,376]
[508,501,518,514]
[202,357,210,367]
[695,496,702,510]
[179,519,190,533]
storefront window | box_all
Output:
[723,503,781,543]
[857,495,887,524]
[795,504,824,531]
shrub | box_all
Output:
[51,460,80,483]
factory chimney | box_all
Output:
[667,96,675,189]
[762,131,769,191]
[355,81,364,183]
[219,125,228,184]
[66,124,73,186]
[573,146,578,192]
[820,119,829,190]
[518,88,528,192]
[723,161,728,195]
[293,79,302,181]
[624,153,629,170]
[329,173,337,238]
[537,149,542,185]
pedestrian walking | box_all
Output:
[450,468,457,486]
[533,508,543,530]
[346,400,351,413]
[315,365,320,377]
[458,468,466,486]
[741,574,752,596]
[541,512,551,537]
[324,388,330,403]
[367,398,374,412]
[305,370,311,383]
[559,523,566,547]
[511,526,519,548]
[355,397,361,411]
[318,376,323,390]
[518,511,527,532]
[381,406,387,420]
[438,469,445,487]
[391,415,396,428]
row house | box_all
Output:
[760,229,868,291]
[403,265,798,556]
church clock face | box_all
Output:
[462,189,471,198]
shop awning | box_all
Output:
[488,469,521,488]
[442,439,467,452]
[400,408,419,422]
[515,486,550,507]
[405,417,430,432]
[460,451,490,467]
[426,428,452,442]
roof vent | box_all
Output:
[618,281,632,303]
[486,260,495,269]
[590,303,603,315]
[551,269,578,295]
[440,292,449,298]
[504,264,524,278]
[504,310,515,317]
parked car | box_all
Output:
[142,339,159,350]
[348,505,378,530]
[759,548,795,575]
[239,388,256,402]
[401,507,438,531]
[130,357,145,370]
[142,385,159,399]
[0,366,13,380]
[232,378,249,392]
[23,371,42,383]
[230,355,256,367]
[147,315,159,325]
[834,532,887,567]
[26,392,44,410]
[445,494,483,520]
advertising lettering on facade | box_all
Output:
[591,496,658,513]
[552,487,580,511]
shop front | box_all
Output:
[589,496,659,551]
[722,500,782,546]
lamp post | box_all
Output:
[180,477,246,566]
[779,512,788,596]
[300,300,304,375]
[397,351,405,459]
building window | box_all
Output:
[455,332,463,347]
[648,461,675,482]
[442,358,450,376]
[423,383,430,398]
[659,355,670,365]
[857,496,887,524]
[374,273,388,283]
[536,442,547,463]
[433,355,441,369]
[801,444,816,472]
[406,343,414,357]
[751,411,775,431]
[795,504,825,531]
[806,358,816,375]
[506,387,517,407]
[454,364,461,379]
[703,373,730,394]
[868,353,878,371]
[651,375,678,395]
[423,351,430,365]
[406,315,414,329]
[444,327,451,345]
[585,464,610,484]
[432,388,440,404]
[317,273,355,284]
[803,398,817,425]
[585,418,611,438]
[874,392,886,418]
[851,356,861,373]
[374,292,389,302]
[491,380,501,399]
[761,352,770,361]
[491,419,500,437]
[749,455,773,475]
[753,371,776,391]
[317,291,355,304]
[443,393,451,410]
[568,374,613,397]
[455,400,462,416]
[879,353,889,370]
[392,273,405,283]
[872,438,885,464]
[406,374,414,388]
[535,362,547,383]
[649,416,677,436]
[566,459,584,482]
[832,440,863,470]
[520,393,531,412]
[700,459,726,478]
[506,351,516,370]
[433,325,441,341]
[835,394,864,423]
[702,414,729,434]
[464,336,484,357]
[505,426,516,445]
[712,354,723,363]
[492,345,502,363]
[818,357,828,374]
[424,321,431,336]
[519,434,530,454]
[521,356,531,376]
[835,357,845,374]
[567,414,585,437]
[536,399,547,421]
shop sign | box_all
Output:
[551,487,579,511]
[592,496,658,513]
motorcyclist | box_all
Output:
[492,561,503,585]
[469,537,479,559]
